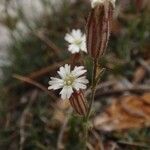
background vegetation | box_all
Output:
[0,0,150,149]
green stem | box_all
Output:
[83,59,98,150]
[87,59,98,119]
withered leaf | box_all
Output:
[93,93,150,131]
[132,66,146,84]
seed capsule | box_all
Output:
[86,0,114,59]
[69,91,88,116]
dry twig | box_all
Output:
[28,59,70,79]
[13,74,57,101]
[34,31,61,58]
[19,90,38,150]
[57,109,72,150]
[95,85,150,97]
[138,58,150,73]
[117,141,150,148]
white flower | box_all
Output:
[91,0,116,8]
[65,29,87,54]
[48,64,89,100]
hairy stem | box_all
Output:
[83,58,98,149]
[87,58,98,119]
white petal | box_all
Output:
[72,29,82,39]
[72,66,84,73]
[91,0,116,8]
[48,77,63,90]
[57,66,67,78]
[65,33,74,43]
[72,66,87,77]
[57,64,71,78]
[68,44,80,53]
[75,76,89,84]
[49,77,62,83]
[66,86,73,99]
[81,34,86,42]
[48,84,62,90]
[64,64,71,75]
[60,86,73,100]
[80,41,87,52]
[73,82,87,91]
[91,0,105,8]
[80,35,87,52]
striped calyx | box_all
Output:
[86,1,114,59]
[69,90,88,116]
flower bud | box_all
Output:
[69,91,88,116]
[86,0,115,59]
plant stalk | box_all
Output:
[83,58,98,150]
[87,58,98,119]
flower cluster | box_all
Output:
[48,28,88,102]
[48,0,116,115]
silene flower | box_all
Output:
[65,29,87,54]
[48,64,89,100]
